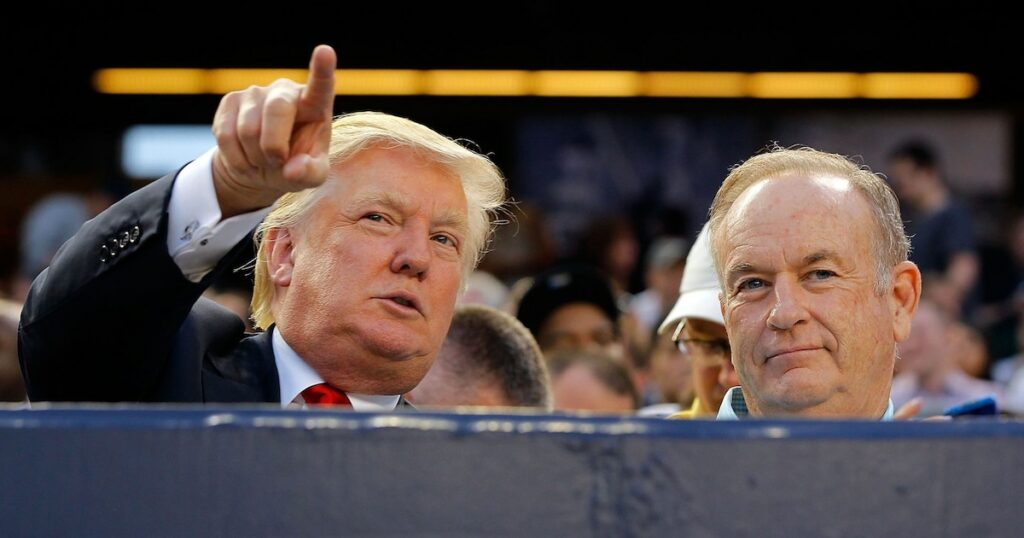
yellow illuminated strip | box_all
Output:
[335,69,421,95]
[748,72,859,99]
[861,73,978,99]
[93,69,206,94]
[93,68,979,99]
[424,70,530,96]
[207,69,309,93]
[646,72,746,97]
[533,71,641,97]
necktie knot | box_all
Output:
[301,383,352,407]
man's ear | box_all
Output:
[890,261,922,342]
[265,228,295,287]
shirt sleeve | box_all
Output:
[166,148,273,282]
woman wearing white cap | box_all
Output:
[658,224,741,419]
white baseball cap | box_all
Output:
[657,222,724,336]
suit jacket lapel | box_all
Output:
[202,330,280,404]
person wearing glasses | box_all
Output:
[659,224,740,419]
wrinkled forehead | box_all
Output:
[717,175,874,266]
[727,174,853,224]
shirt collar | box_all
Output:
[271,327,401,411]
[716,387,895,421]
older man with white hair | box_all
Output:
[20,46,507,409]
[706,147,922,419]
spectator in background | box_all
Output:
[15,190,113,301]
[0,299,25,402]
[887,141,979,318]
[637,327,694,417]
[577,215,639,300]
[457,270,510,310]
[476,202,556,288]
[548,350,638,413]
[408,305,551,409]
[516,265,625,360]
[993,314,1024,414]
[893,300,1002,417]
[949,321,990,379]
[993,315,1024,386]
[629,236,688,338]
[660,224,739,419]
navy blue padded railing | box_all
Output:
[2,406,1022,537]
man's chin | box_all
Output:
[362,336,432,364]
[350,320,429,357]
[321,352,434,395]
[754,382,834,415]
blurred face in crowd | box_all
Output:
[896,301,949,377]
[717,175,919,418]
[677,317,739,414]
[886,157,934,209]
[606,229,639,281]
[551,361,635,413]
[650,262,686,308]
[650,330,694,405]
[950,323,987,378]
[537,303,621,357]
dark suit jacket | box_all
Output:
[20,171,283,403]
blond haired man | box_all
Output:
[20,46,506,409]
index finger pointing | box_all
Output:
[298,45,337,121]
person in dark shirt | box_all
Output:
[887,141,978,318]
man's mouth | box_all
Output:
[381,292,421,315]
[765,346,822,362]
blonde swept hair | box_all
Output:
[250,112,507,330]
[707,145,910,294]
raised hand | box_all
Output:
[210,45,337,218]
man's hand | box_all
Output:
[893,398,952,421]
[211,45,337,218]
[893,398,923,420]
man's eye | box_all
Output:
[809,269,835,281]
[737,278,765,291]
[432,234,455,247]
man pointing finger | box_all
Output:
[20,45,507,409]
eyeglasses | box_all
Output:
[674,337,731,367]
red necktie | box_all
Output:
[301,383,352,407]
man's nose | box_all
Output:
[766,276,809,331]
[390,226,431,279]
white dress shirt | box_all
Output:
[271,328,400,411]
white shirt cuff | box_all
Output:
[167,147,272,282]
